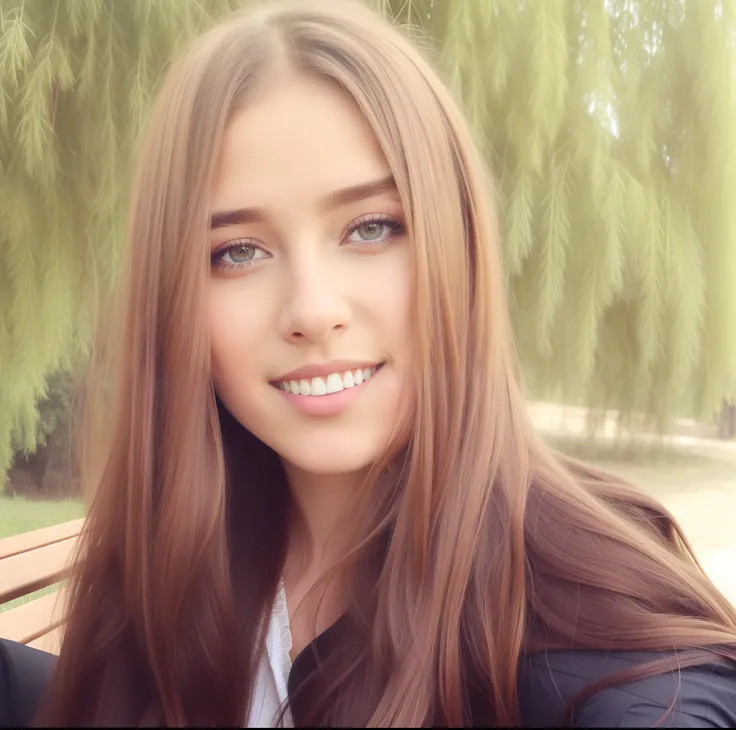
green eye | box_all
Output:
[357,222,385,241]
[344,215,405,246]
[224,245,256,264]
[211,240,268,271]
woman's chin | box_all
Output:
[277,444,381,478]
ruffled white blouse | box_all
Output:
[246,581,295,728]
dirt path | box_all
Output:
[530,403,736,606]
[593,457,736,606]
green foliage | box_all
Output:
[394,0,736,432]
[0,0,244,478]
[1,0,735,477]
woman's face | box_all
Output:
[209,72,413,477]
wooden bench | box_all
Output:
[0,519,84,654]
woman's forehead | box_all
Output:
[211,73,391,214]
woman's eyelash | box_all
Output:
[343,214,406,241]
[210,239,265,270]
[210,215,406,271]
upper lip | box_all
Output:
[272,360,382,383]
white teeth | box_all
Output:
[310,376,327,396]
[277,365,381,396]
[326,373,344,393]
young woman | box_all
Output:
[2,0,736,726]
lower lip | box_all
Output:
[274,369,381,417]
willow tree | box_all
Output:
[0,0,243,478]
[429,0,736,434]
[2,0,735,477]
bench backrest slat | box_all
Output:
[0,538,77,605]
[0,520,83,656]
[28,624,63,654]
[0,519,85,561]
[0,592,65,644]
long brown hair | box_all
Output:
[37,0,736,726]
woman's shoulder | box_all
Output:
[0,639,57,728]
[3,636,736,728]
[516,648,736,728]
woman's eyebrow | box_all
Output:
[209,174,398,230]
[322,174,398,210]
[210,207,265,230]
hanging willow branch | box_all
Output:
[1,0,735,477]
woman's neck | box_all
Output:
[279,462,367,657]
[282,461,367,571]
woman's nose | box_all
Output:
[278,261,351,345]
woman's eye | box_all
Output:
[223,244,256,264]
[344,216,405,245]
[211,241,268,270]
[355,222,386,241]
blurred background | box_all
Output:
[1,0,735,609]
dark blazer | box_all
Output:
[2,637,736,727]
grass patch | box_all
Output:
[0,584,64,613]
[0,495,85,540]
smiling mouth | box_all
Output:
[272,363,385,397]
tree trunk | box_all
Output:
[719,400,736,440]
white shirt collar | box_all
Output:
[246,581,294,728]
